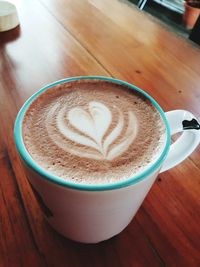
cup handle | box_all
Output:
[160,110,200,173]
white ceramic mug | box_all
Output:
[14,76,200,243]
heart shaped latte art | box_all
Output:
[46,101,138,160]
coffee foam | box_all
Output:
[22,80,165,185]
[49,100,138,160]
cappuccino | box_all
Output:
[22,80,165,185]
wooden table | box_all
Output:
[0,0,200,266]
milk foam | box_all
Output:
[46,101,138,160]
[22,80,166,185]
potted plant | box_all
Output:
[183,0,200,29]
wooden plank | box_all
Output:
[0,126,6,160]
[40,0,200,116]
[135,160,200,266]
[0,0,108,105]
[0,82,6,160]
[88,0,198,61]
[0,155,45,267]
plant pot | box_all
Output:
[183,2,200,29]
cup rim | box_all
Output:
[14,76,170,191]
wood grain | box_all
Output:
[0,0,200,266]
[40,0,200,113]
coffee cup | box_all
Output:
[14,76,200,243]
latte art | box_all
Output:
[47,101,138,160]
[22,80,165,185]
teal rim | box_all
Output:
[14,76,170,191]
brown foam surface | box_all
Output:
[22,80,165,185]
